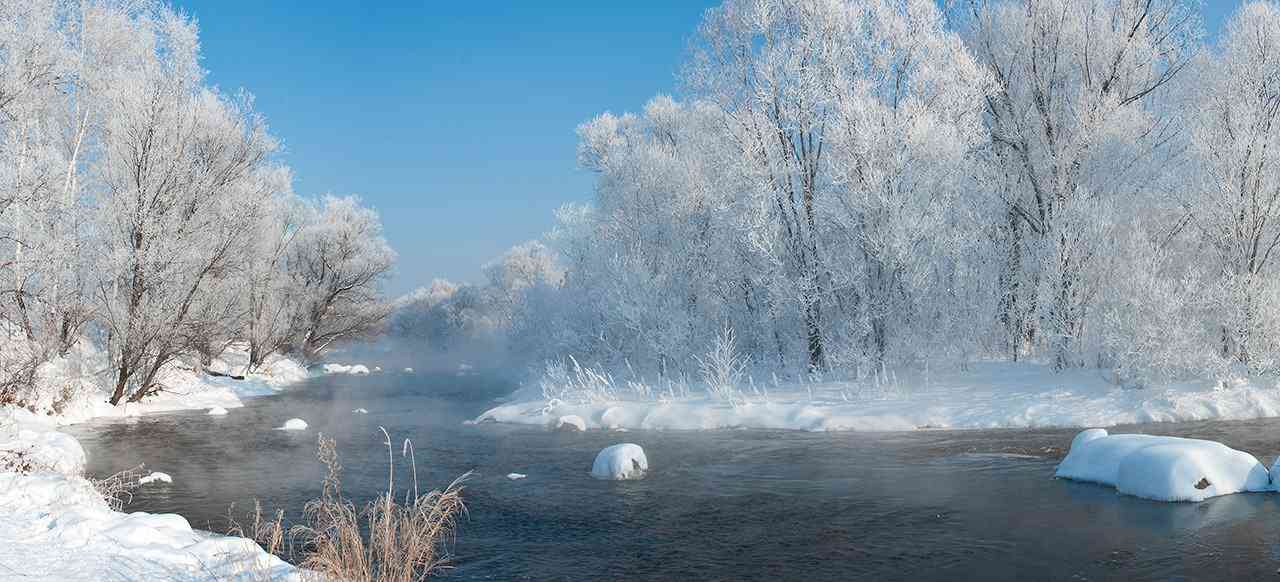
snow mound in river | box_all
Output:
[1055,429,1271,502]
[139,472,172,485]
[323,363,369,375]
[591,443,648,480]
[278,418,308,431]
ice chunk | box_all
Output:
[138,472,172,485]
[591,443,648,480]
[1055,429,1270,502]
[277,418,308,431]
[555,415,586,432]
[506,473,527,480]
[206,407,228,416]
[352,408,369,414]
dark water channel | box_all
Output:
[66,372,1280,581]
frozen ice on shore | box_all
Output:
[555,415,586,432]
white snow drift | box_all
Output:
[591,444,648,480]
[206,406,228,416]
[0,412,299,580]
[477,361,1280,433]
[1055,429,1271,502]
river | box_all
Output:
[67,371,1280,581]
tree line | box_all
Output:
[0,1,393,406]
[398,0,1280,388]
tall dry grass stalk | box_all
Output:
[232,433,468,581]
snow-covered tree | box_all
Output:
[290,195,395,363]
[1182,1,1280,372]
[92,6,283,404]
[965,0,1200,368]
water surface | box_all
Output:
[69,373,1280,581]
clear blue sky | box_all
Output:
[172,0,1240,294]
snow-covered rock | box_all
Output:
[278,418,308,431]
[591,443,648,480]
[1055,429,1270,502]
[138,472,172,485]
[404,367,414,374]
[322,363,370,375]
[555,415,586,432]
[206,407,228,416]
[352,408,369,414]
[506,473,527,480]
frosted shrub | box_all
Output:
[539,356,618,403]
[696,327,748,405]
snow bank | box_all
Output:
[1055,429,1271,502]
[278,418,308,431]
[139,471,173,485]
[477,361,1280,433]
[0,408,86,476]
[555,415,586,432]
[322,363,370,375]
[0,413,300,580]
[591,444,648,480]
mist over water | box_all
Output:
[67,373,1280,581]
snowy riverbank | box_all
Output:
[0,346,316,581]
[476,361,1280,432]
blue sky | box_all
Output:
[173,0,1240,294]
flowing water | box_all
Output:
[67,372,1280,581]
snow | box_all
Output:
[1055,429,1272,502]
[477,361,1280,432]
[555,414,586,432]
[591,444,648,480]
[0,412,300,580]
[0,408,86,476]
[322,363,370,375]
[352,408,369,414]
[139,471,173,485]
[278,418,308,431]
[404,367,414,373]
[207,406,229,416]
[506,473,527,480]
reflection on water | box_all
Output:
[67,373,1280,581]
